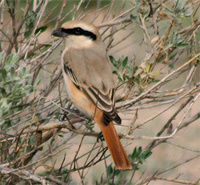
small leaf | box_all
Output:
[11,53,19,64]
[135,74,141,84]
[150,71,160,76]
[109,56,118,69]
[177,43,189,49]
[39,44,51,53]
[37,79,42,85]
[4,52,19,67]
[126,66,132,74]
[145,62,150,72]
[24,30,32,38]
[133,66,138,73]
[141,150,152,159]
[175,34,184,44]
[135,0,141,11]
[137,146,142,157]
[10,67,16,77]
[122,56,128,68]
[123,73,129,81]
[130,14,138,21]
[24,85,32,91]
[106,164,113,176]
[114,169,120,176]
[138,160,143,164]
[118,76,123,82]
[0,87,6,96]
[109,55,115,64]
[175,0,185,13]
[0,51,5,64]
[168,64,175,69]
[184,4,193,16]
[132,163,139,171]
[131,147,137,160]
[35,26,48,35]
[1,68,7,81]
[112,71,118,75]
[0,120,5,126]
[149,79,160,84]
[162,7,175,18]
[58,134,64,138]
[24,21,34,38]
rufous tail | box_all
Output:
[95,110,132,169]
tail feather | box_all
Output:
[95,110,132,169]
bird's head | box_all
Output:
[52,20,101,48]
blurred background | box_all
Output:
[0,0,200,184]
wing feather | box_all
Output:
[64,63,114,112]
[63,47,120,123]
[63,48,121,124]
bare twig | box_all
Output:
[0,165,49,184]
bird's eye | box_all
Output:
[74,27,82,34]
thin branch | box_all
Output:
[0,165,50,184]
[152,177,200,185]
[120,52,200,108]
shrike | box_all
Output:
[52,20,131,169]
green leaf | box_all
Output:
[184,4,192,16]
[135,74,141,84]
[0,120,5,126]
[122,57,128,68]
[109,55,118,69]
[10,67,16,77]
[177,43,189,49]
[0,51,5,64]
[150,71,160,76]
[0,87,6,96]
[130,14,138,21]
[11,53,19,64]
[131,147,137,160]
[176,34,184,44]
[118,76,123,82]
[24,85,32,91]
[135,0,141,11]
[132,163,139,171]
[35,26,48,35]
[149,79,160,84]
[145,62,150,72]
[112,71,118,75]
[58,134,64,138]
[18,67,27,77]
[175,0,185,13]
[168,64,175,69]
[137,146,142,157]
[24,30,32,38]
[162,7,175,18]
[123,73,129,81]
[24,21,34,38]
[126,66,132,74]
[106,164,113,176]
[1,100,11,112]
[141,150,152,160]
[1,68,7,81]
[4,52,19,68]
[109,55,115,63]
[39,44,51,53]
[114,168,120,176]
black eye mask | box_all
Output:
[52,27,97,41]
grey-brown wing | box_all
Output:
[63,48,121,124]
[65,47,114,89]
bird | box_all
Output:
[52,20,132,169]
